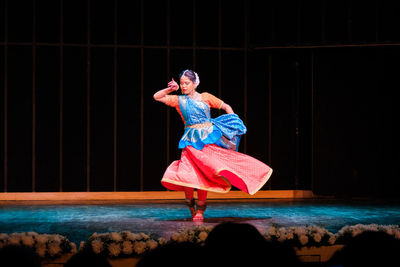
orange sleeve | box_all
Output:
[165,95,179,108]
[202,92,224,109]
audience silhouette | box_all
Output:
[2,225,399,267]
[328,231,400,267]
[0,244,41,267]
[137,241,205,267]
[204,222,300,266]
[64,250,112,267]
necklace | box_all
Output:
[187,92,202,101]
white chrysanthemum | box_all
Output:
[294,227,306,236]
[35,235,48,245]
[158,237,167,245]
[50,235,62,244]
[27,232,38,236]
[48,242,62,257]
[313,233,322,243]
[267,227,277,236]
[10,233,23,238]
[91,239,104,254]
[171,233,179,241]
[299,235,309,245]
[140,233,150,240]
[368,224,379,231]
[351,228,362,237]
[337,225,351,235]
[111,232,122,242]
[394,230,400,239]
[8,236,21,245]
[199,231,208,241]
[286,232,294,240]
[108,243,121,257]
[122,241,133,255]
[177,233,189,243]
[0,233,9,240]
[97,233,109,239]
[264,235,272,242]
[384,228,394,236]
[278,234,287,243]
[146,240,158,251]
[70,243,77,253]
[22,235,35,247]
[127,232,141,241]
[278,227,286,235]
[328,234,336,245]
[316,227,327,236]
[197,225,212,232]
[36,243,47,258]
[79,241,86,251]
[133,241,147,255]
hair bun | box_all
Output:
[179,69,200,87]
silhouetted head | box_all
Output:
[329,231,400,266]
[205,222,266,250]
[0,245,41,267]
[64,250,111,267]
[137,242,204,267]
[204,222,300,266]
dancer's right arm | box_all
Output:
[153,79,179,104]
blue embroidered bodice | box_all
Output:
[178,95,246,151]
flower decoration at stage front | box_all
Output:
[171,225,214,244]
[335,224,400,244]
[0,232,77,259]
[81,231,163,258]
[262,226,336,247]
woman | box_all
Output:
[153,70,273,222]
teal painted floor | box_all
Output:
[1,199,399,245]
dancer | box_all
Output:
[153,70,273,222]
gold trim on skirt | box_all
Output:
[185,122,213,129]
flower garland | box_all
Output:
[170,225,213,244]
[0,232,76,259]
[261,224,400,247]
[262,225,337,247]
[80,226,213,258]
[79,231,167,258]
[335,224,400,244]
[1,224,399,259]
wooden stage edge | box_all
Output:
[0,190,314,202]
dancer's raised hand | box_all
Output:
[167,78,179,91]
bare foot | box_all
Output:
[193,212,204,222]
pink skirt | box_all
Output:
[161,144,273,195]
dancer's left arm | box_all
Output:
[205,92,235,114]
[221,103,234,114]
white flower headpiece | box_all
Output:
[182,70,200,87]
[193,71,200,87]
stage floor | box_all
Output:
[1,198,400,245]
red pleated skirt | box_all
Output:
[161,144,273,195]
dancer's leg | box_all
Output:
[184,187,194,200]
[183,187,196,218]
[197,189,207,203]
[193,189,207,222]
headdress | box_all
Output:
[181,69,200,87]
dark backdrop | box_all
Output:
[0,0,398,197]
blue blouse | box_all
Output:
[177,95,246,151]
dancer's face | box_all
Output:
[180,76,196,95]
